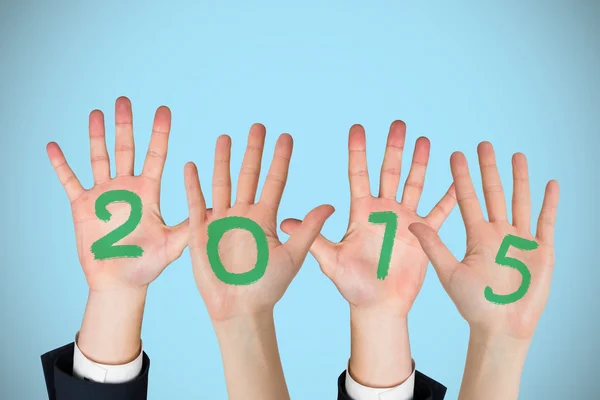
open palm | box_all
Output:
[282,122,456,316]
[184,125,333,321]
[47,97,188,291]
[410,142,559,340]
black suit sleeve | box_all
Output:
[41,343,150,400]
[337,370,447,400]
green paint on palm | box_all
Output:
[484,234,538,305]
[91,190,144,260]
[368,211,398,280]
[206,216,269,285]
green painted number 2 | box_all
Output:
[484,234,538,305]
[368,211,398,280]
[90,190,144,260]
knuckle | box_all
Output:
[90,155,109,163]
[212,178,231,188]
[381,167,400,177]
[458,191,478,201]
[61,174,77,186]
[116,144,134,152]
[350,169,369,177]
[266,174,286,184]
[239,166,260,176]
[146,149,166,159]
[386,143,404,151]
[404,180,424,191]
[484,184,504,194]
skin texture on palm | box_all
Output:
[184,124,334,400]
[46,97,189,365]
[408,142,560,400]
[281,121,457,388]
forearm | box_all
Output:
[459,330,530,400]
[78,287,147,365]
[214,311,289,400]
[349,305,413,387]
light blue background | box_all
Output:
[1,1,598,398]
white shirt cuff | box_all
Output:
[73,334,144,384]
[345,360,416,400]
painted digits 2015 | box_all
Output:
[484,234,538,305]
[207,216,269,285]
[91,190,144,260]
[368,211,398,280]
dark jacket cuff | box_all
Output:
[337,369,447,400]
[41,342,150,400]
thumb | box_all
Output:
[408,222,458,286]
[281,205,336,268]
[167,218,190,262]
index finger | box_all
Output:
[450,151,484,229]
[142,106,171,182]
[259,134,293,210]
[47,142,85,203]
[348,124,371,200]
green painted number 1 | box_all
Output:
[484,234,538,305]
[368,211,398,280]
[91,190,144,260]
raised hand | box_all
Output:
[46,97,188,364]
[282,122,455,315]
[281,121,456,389]
[409,142,559,339]
[409,142,560,400]
[185,124,334,320]
[184,124,333,400]
[47,97,189,290]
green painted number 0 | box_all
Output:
[484,234,538,305]
[206,216,269,285]
[90,190,144,260]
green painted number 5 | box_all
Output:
[91,190,144,260]
[484,234,538,305]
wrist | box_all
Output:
[349,305,413,388]
[459,329,531,400]
[78,287,147,365]
[212,310,275,340]
[468,329,531,362]
[212,310,290,400]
